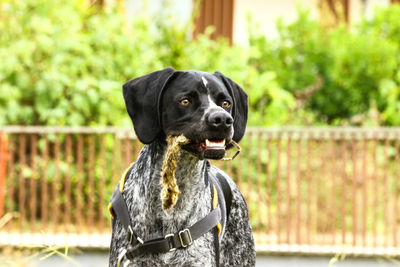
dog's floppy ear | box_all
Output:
[213,71,248,143]
[123,67,175,144]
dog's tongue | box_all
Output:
[205,139,226,149]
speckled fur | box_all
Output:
[108,141,256,266]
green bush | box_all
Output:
[248,7,400,125]
[361,5,400,125]
[0,0,304,127]
[312,25,397,123]
[0,0,127,126]
[0,1,399,126]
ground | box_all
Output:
[1,250,399,267]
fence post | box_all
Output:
[0,132,8,218]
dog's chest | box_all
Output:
[116,144,217,266]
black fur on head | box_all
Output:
[122,68,248,148]
[213,71,248,143]
[122,67,175,144]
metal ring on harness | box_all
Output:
[164,233,177,252]
[128,225,144,245]
[179,228,193,247]
[117,248,128,267]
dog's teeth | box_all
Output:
[205,139,225,148]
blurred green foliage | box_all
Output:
[249,6,400,125]
[0,0,399,126]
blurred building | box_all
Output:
[125,0,398,45]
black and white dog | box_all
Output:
[109,68,255,266]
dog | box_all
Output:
[108,67,255,266]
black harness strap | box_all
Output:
[125,208,221,259]
[109,162,234,266]
[109,187,142,245]
[210,181,220,266]
[216,173,233,218]
[211,173,233,266]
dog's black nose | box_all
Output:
[207,112,233,129]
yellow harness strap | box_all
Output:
[108,162,135,219]
[213,185,222,236]
[119,162,135,192]
[108,203,115,219]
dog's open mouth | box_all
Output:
[183,138,228,160]
[202,139,226,149]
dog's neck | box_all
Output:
[146,141,209,218]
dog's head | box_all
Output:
[123,67,248,160]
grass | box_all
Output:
[0,244,81,267]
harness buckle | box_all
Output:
[117,249,127,267]
[164,233,177,252]
[136,236,144,244]
[127,225,134,244]
[179,228,193,248]
[127,225,144,245]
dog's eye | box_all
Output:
[221,100,230,108]
[180,98,190,106]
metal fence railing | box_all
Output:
[0,126,400,255]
